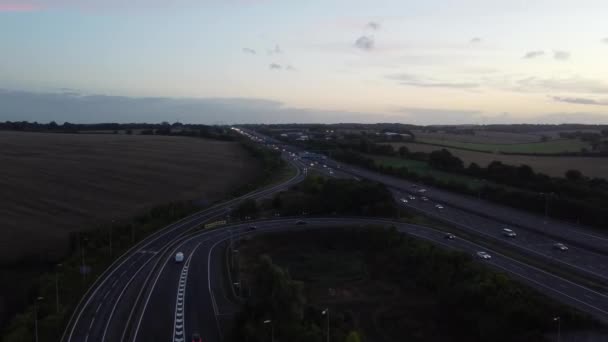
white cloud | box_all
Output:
[552,96,608,106]
[470,37,482,44]
[269,63,282,70]
[515,76,608,94]
[553,50,570,61]
[242,47,256,54]
[366,21,380,30]
[523,50,544,59]
[387,73,478,89]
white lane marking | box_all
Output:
[64,164,302,342]
[102,291,110,300]
[95,303,103,314]
[100,255,157,342]
[172,243,202,342]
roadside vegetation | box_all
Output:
[384,142,608,178]
[234,227,595,342]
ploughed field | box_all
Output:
[0,131,261,263]
[386,142,608,179]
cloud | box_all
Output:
[515,76,608,94]
[552,96,608,106]
[553,50,570,60]
[470,37,482,44]
[523,50,544,59]
[267,44,282,55]
[0,89,387,124]
[269,63,282,70]
[242,48,256,54]
[286,65,296,71]
[366,21,380,30]
[396,107,483,125]
[602,37,608,45]
[387,73,479,89]
[354,36,374,51]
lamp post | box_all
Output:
[81,236,88,282]
[263,319,274,342]
[109,220,114,257]
[554,317,561,342]
[541,192,554,223]
[322,308,330,342]
[55,264,62,313]
[34,296,44,342]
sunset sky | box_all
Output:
[2,0,608,124]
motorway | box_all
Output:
[128,217,608,342]
[61,154,305,342]
[63,131,608,342]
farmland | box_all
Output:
[386,142,608,179]
[0,131,262,264]
[415,137,589,154]
[366,154,483,187]
[413,130,542,144]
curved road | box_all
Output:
[61,153,305,342]
[134,217,608,342]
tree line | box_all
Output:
[234,227,593,342]
[327,141,608,229]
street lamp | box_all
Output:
[263,319,274,342]
[541,192,554,223]
[554,316,561,342]
[109,220,114,257]
[55,264,62,313]
[322,308,330,342]
[34,296,44,342]
[81,236,88,282]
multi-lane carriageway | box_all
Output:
[63,136,608,341]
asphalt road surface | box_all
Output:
[63,131,608,342]
[133,217,608,342]
[61,154,305,342]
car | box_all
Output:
[421,196,429,201]
[476,251,491,260]
[192,332,202,342]
[553,243,569,251]
[400,198,408,203]
[295,220,307,225]
[444,233,456,240]
[435,204,444,209]
[249,225,257,231]
[417,188,427,193]
[175,252,184,263]
[502,228,517,237]
[408,195,416,200]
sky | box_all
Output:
[2,0,608,125]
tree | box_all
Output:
[565,169,583,182]
[398,146,409,158]
[235,199,258,218]
[345,331,362,342]
[428,149,464,172]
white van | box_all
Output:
[175,252,184,263]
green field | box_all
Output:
[417,138,589,154]
[368,154,484,188]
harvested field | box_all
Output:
[414,137,589,154]
[387,142,608,179]
[0,131,262,263]
[413,130,542,144]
